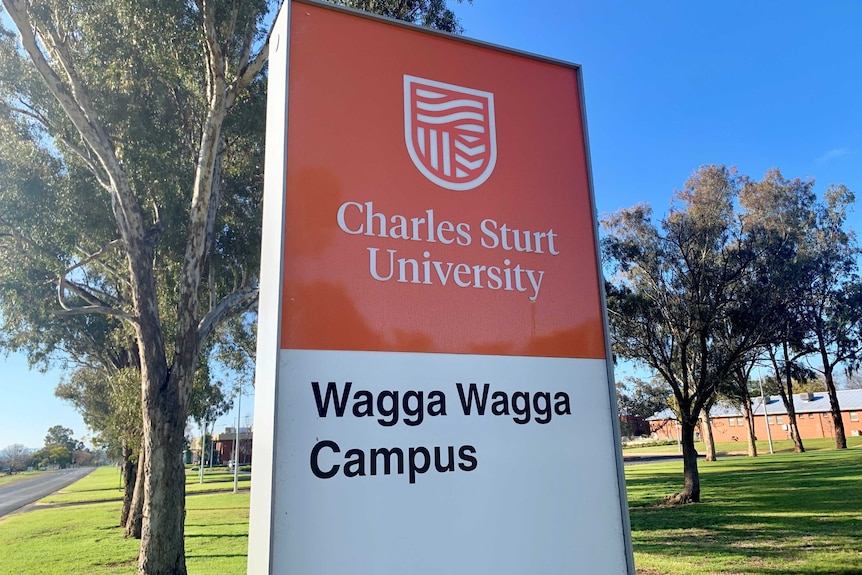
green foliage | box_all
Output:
[332,0,469,33]
[616,376,670,419]
[0,0,471,570]
[29,443,72,468]
[55,367,141,456]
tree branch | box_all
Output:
[197,286,258,349]
[225,22,272,109]
[0,100,111,188]
[3,0,146,241]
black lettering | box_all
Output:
[370,447,404,475]
[534,391,552,424]
[554,392,572,416]
[428,390,447,416]
[512,391,531,424]
[310,440,340,479]
[343,449,366,477]
[377,390,399,426]
[491,391,509,415]
[434,445,455,472]
[403,390,424,426]
[353,390,374,417]
[457,383,489,415]
[311,381,351,417]
[408,447,431,484]
[458,445,478,471]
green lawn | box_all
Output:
[624,435,862,456]
[3,451,862,574]
[627,448,862,574]
[0,466,250,575]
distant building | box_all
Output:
[648,389,862,443]
[189,426,253,466]
[213,427,253,465]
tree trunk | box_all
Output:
[120,441,137,527]
[137,369,189,575]
[741,397,757,457]
[822,364,847,449]
[125,444,145,539]
[666,417,700,504]
[776,343,805,453]
[700,410,716,462]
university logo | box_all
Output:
[403,75,497,191]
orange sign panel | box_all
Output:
[281,2,604,359]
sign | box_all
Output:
[249,2,634,574]
[403,75,497,190]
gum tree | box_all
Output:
[0,1,468,572]
[604,166,779,503]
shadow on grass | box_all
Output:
[627,451,862,574]
[185,532,247,539]
[185,553,246,559]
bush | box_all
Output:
[621,439,677,450]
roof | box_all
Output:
[647,389,862,421]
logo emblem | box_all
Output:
[404,75,497,191]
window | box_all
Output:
[851,412,859,422]
[768,416,776,424]
[776,415,783,424]
[729,418,736,427]
[737,417,744,426]
[808,413,814,418]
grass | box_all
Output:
[3,451,862,574]
[627,448,862,574]
[0,466,250,575]
[623,435,862,456]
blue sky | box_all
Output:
[4,0,862,449]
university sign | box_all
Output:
[403,75,497,191]
[249,1,634,573]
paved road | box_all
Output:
[623,453,704,465]
[0,467,94,517]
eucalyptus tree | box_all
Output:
[723,358,759,456]
[745,175,862,451]
[0,1,468,572]
[603,166,779,503]
[738,169,818,453]
[796,186,862,449]
[56,366,142,526]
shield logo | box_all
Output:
[404,75,497,191]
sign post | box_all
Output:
[249,2,634,573]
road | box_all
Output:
[0,467,94,517]
[623,453,703,465]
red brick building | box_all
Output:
[648,389,862,443]
[212,427,253,465]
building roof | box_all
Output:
[647,389,862,421]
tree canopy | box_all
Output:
[604,165,859,502]
[0,1,470,572]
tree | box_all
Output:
[603,166,779,503]
[724,360,759,456]
[44,424,81,452]
[0,1,469,572]
[56,366,142,527]
[616,376,668,436]
[739,169,818,453]
[1,443,30,472]
[31,443,71,468]
[795,186,862,449]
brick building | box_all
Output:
[213,427,253,465]
[648,389,862,443]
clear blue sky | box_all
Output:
[3,0,862,449]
